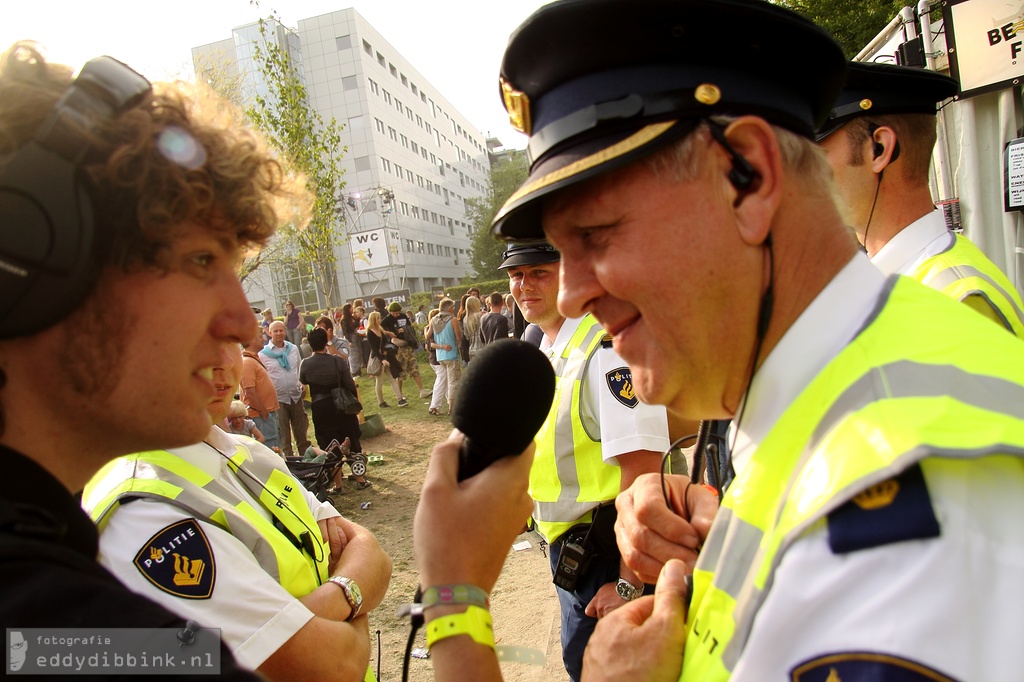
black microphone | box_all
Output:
[451,339,556,481]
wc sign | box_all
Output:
[349,228,403,272]
[944,0,1024,97]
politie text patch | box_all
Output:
[133,519,216,599]
[606,367,639,408]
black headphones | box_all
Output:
[0,56,150,339]
[706,121,758,192]
[868,122,901,164]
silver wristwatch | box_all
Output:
[615,577,643,601]
[328,576,363,621]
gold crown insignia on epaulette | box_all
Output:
[600,333,613,349]
[852,479,899,510]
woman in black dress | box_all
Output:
[298,328,369,489]
[365,311,406,408]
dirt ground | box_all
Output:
[329,417,569,682]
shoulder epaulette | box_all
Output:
[827,462,940,554]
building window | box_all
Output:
[353,156,371,172]
[411,206,420,218]
[400,134,408,147]
[421,148,428,160]
[426,180,433,192]
[411,141,419,154]
[377,52,385,67]
[395,99,403,113]
[336,35,353,50]
[406,169,414,182]
[389,63,397,77]
[411,83,418,95]
[400,201,409,216]
[383,90,392,104]
[381,158,391,173]
[369,78,379,95]
[406,106,413,120]
[416,114,423,127]
[388,126,397,141]
[417,241,425,254]
[375,118,385,134]
[427,243,435,255]
[394,163,403,177]
[417,175,424,187]
[421,92,427,104]
[404,239,413,252]
[363,39,373,55]
[342,75,358,91]
[401,74,408,87]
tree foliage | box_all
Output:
[467,151,529,277]
[246,16,347,307]
[775,0,907,58]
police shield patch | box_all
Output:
[133,519,216,599]
[791,652,958,681]
[606,367,639,408]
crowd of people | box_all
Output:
[6,0,1024,680]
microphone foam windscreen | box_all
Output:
[451,339,555,456]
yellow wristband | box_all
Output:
[425,605,494,650]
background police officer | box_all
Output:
[817,61,1024,336]
[499,242,670,681]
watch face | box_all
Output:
[347,579,363,607]
[616,579,638,601]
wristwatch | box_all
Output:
[615,577,643,601]
[328,576,363,621]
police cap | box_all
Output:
[490,0,847,241]
[498,242,561,270]
[816,61,959,141]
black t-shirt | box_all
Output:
[0,444,260,681]
[480,312,511,344]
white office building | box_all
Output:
[193,9,490,311]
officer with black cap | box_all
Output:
[410,0,1024,680]
[498,241,669,681]
[817,61,1024,336]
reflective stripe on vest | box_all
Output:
[682,276,1024,680]
[82,445,330,597]
[530,315,617,543]
[911,233,1024,337]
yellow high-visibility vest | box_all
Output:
[910,233,1024,337]
[530,315,620,543]
[83,444,329,597]
[683,277,1024,680]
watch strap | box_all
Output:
[425,605,495,650]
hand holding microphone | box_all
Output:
[414,340,555,591]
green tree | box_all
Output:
[775,0,907,58]
[467,151,529,277]
[246,16,347,306]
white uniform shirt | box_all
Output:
[260,342,303,403]
[540,316,670,462]
[729,254,1024,680]
[94,426,342,670]
[871,209,953,276]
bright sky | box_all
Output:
[2,0,551,149]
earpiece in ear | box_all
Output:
[706,121,759,192]
[728,157,757,191]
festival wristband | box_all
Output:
[425,605,494,650]
[422,584,490,611]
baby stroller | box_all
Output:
[285,438,368,502]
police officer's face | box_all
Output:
[817,125,876,239]
[543,152,764,419]
[506,262,562,331]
